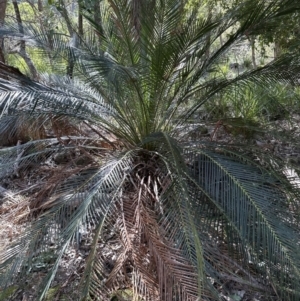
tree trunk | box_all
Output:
[274,39,282,58]
[0,0,6,25]
[93,0,102,45]
[0,0,7,63]
[57,0,76,78]
[37,0,43,12]
[78,0,83,38]
[58,0,74,38]
[94,0,101,27]
[12,0,39,80]
[204,3,213,61]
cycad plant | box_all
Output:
[1,0,300,300]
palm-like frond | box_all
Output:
[1,0,300,300]
[186,148,300,299]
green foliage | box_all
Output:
[204,82,300,126]
[0,286,18,301]
[218,0,300,56]
[0,0,300,300]
[44,287,60,301]
[6,48,51,75]
[4,0,70,74]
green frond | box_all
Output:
[0,85,111,122]
[1,0,300,299]
[185,148,300,300]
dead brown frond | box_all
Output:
[95,163,199,301]
[29,164,96,214]
[0,187,30,222]
[0,115,46,146]
[51,115,81,138]
[134,177,199,301]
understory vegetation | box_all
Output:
[1,0,300,300]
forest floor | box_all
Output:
[1,116,300,301]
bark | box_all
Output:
[34,0,55,70]
[93,0,102,45]
[0,0,7,63]
[274,39,282,58]
[78,0,83,38]
[37,0,43,12]
[0,0,6,23]
[94,0,101,27]
[12,0,39,80]
[58,0,74,38]
[0,47,4,64]
[57,0,76,78]
[204,4,213,61]
[66,52,74,78]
